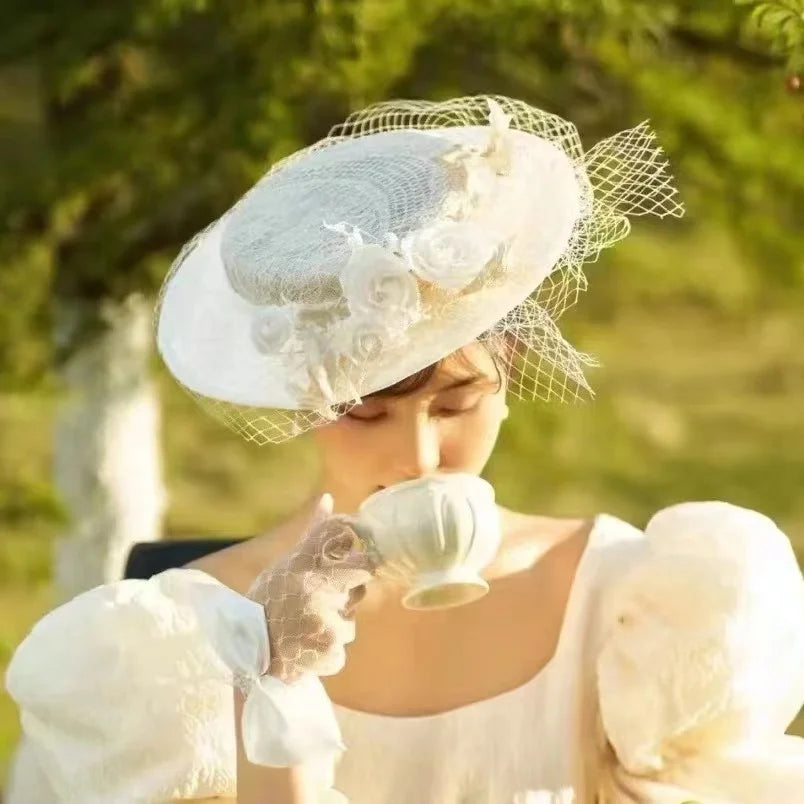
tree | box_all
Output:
[737,0,804,84]
[0,0,801,604]
[2,0,803,791]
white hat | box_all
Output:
[155,95,683,444]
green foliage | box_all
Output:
[737,0,804,71]
[0,0,802,383]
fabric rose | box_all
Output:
[340,244,420,325]
[251,306,296,355]
[329,316,399,366]
[401,221,499,292]
[347,318,394,363]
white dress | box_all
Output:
[6,500,804,803]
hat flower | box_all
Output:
[339,241,421,327]
[250,306,298,355]
[401,220,499,293]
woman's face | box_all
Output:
[313,342,508,513]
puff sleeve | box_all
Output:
[5,568,346,803]
[595,501,804,803]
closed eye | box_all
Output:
[345,409,387,423]
[433,400,483,417]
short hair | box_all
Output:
[366,338,508,400]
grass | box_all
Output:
[1,230,803,787]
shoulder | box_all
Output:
[185,503,315,594]
[491,507,608,590]
[497,505,604,556]
[594,500,804,779]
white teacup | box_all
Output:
[354,473,502,611]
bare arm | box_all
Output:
[234,688,317,804]
[184,502,318,594]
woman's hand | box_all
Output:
[246,493,378,684]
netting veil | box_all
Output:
[155,95,684,444]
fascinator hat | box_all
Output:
[156,95,684,444]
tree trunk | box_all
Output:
[52,293,166,603]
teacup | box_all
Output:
[354,473,502,611]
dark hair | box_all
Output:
[366,338,508,400]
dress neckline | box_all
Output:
[331,512,609,723]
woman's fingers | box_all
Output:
[307,493,334,532]
[300,515,379,587]
[295,618,351,652]
[320,530,354,562]
[281,502,346,574]
[305,588,361,639]
[261,497,379,683]
[324,560,375,596]
[342,584,367,619]
[299,511,351,556]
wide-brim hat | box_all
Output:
[156,95,683,444]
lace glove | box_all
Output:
[250,493,380,684]
[217,493,380,769]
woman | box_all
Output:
[6,95,804,803]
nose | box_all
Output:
[383,412,440,485]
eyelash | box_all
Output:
[346,411,386,423]
[346,401,481,423]
[435,402,481,418]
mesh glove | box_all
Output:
[245,493,381,685]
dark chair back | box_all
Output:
[124,538,247,580]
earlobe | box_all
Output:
[501,404,510,421]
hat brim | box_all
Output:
[157,127,581,410]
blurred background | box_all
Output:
[1,0,803,790]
